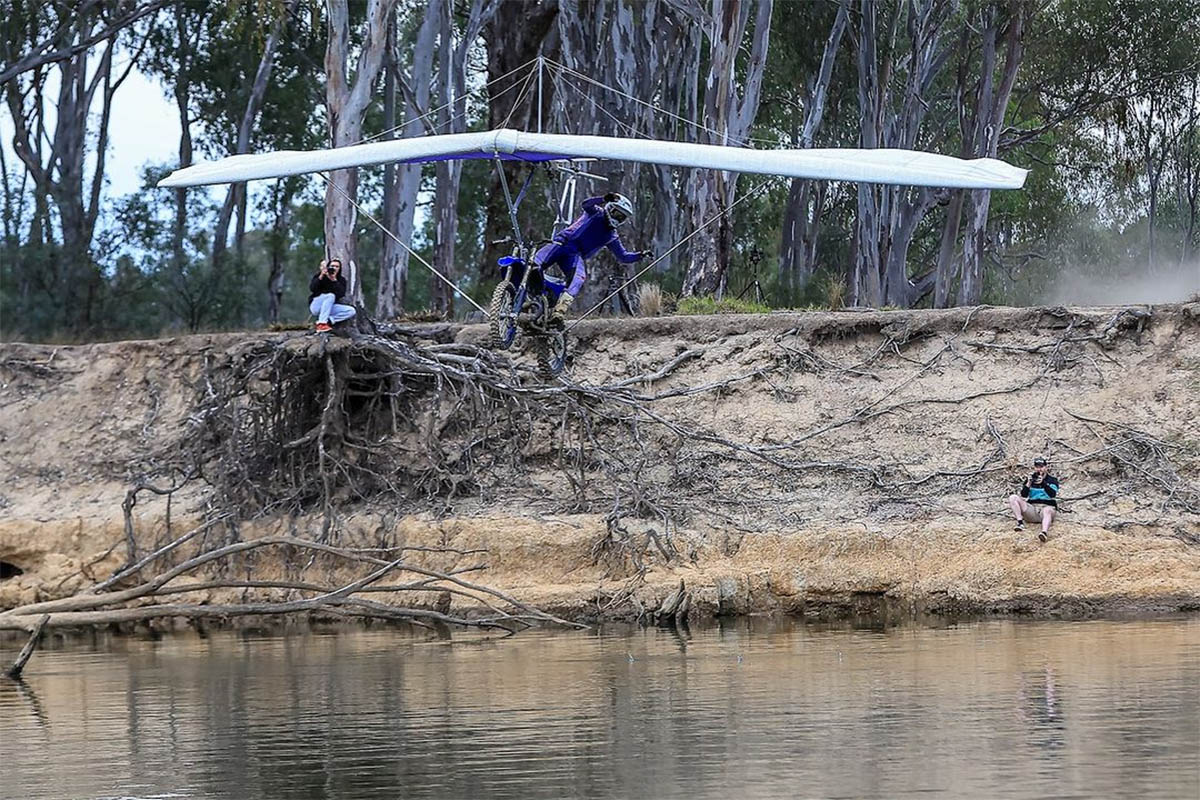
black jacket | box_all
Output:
[309,272,348,302]
[1020,473,1060,507]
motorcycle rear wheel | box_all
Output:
[534,329,568,379]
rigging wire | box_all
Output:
[551,64,650,141]
[498,61,541,130]
[541,57,780,149]
[317,172,490,316]
[361,56,541,144]
[569,179,776,329]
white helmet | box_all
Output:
[604,193,634,226]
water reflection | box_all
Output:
[1,617,1198,800]
[1017,666,1065,754]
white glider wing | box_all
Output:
[158,128,1027,190]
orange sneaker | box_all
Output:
[315,322,332,332]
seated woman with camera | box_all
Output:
[309,258,356,332]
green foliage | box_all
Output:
[5,0,1200,343]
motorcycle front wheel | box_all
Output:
[488,281,518,349]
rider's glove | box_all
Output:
[639,250,655,260]
[604,192,618,202]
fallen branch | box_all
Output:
[5,614,49,678]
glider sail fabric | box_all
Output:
[158,128,1027,190]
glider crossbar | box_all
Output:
[569,179,776,329]
[318,173,489,317]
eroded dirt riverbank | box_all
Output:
[1,304,1198,624]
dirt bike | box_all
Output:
[488,245,570,378]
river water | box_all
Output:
[1,617,1197,800]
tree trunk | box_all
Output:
[958,2,1026,305]
[430,0,457,315]
[266,181,296,323]
[681,0,773,297]
[779,175,805,301]
[212,3,294,272]
[932,190,963,307]
[481,0,559,278]
[804,182,827,276]
[852,0,963,309]
[376,15,400,318]
[377,0,440,318]
[851,0,881,306]
[777,0,849,298]
[428,0,495,315]
[324,0,398,305]
[171,3,195,281]
[1179,75,1200,264]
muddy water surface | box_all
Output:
[1,618,1198,799]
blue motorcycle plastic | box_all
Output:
[488,250,569,377]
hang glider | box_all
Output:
[158,128,1027,190]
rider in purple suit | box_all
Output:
[536,192,650,322]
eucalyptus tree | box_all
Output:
[1100,0,1200,270]
[949,0,1029,306]
[768,0,852,301]
[2,0,154,334]
[966,0,1200,303]
[679,0,774,298]
[552,0,705,311]
[479,0,559,281]
[143,1,205,296]
[146,0,321,328]
[375,0,441,319]
[323,0,398,304]
[430,0,498,315]
[0,0,167,84]
[208,1,299,279]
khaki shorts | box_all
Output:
[1021,502,1055,523]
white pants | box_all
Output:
[310,294,356,324]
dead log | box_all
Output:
[5,614,49,679]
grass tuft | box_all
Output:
[676,295,771,315]
[637,283,664,316]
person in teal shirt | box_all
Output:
[1008,455,1060,542]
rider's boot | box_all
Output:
[550,292,574,326]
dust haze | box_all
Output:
[1048,261,1200,305]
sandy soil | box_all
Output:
[1,304,1198,620]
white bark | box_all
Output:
[376,1,440,319]
[429,0,496,315]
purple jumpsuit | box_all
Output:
[534,196,644,295]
